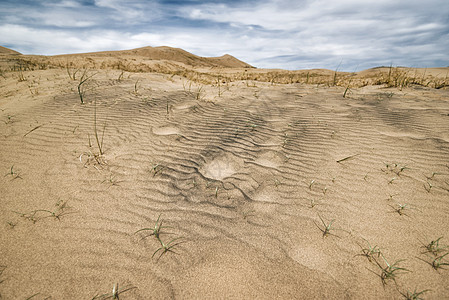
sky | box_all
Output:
[0,0,448,71]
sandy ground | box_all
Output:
[1,63,449,299]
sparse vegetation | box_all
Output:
[135,215,183,260]
[314,214,337,238]
[77,69,97,104]
[356,240,381,262]
[420,237,447,256]
[399,288,430,300]
[12,200,72,224]
[92,283,136,300]
[4,165,22,180]
[375,255,409,285]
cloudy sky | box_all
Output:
[1,0,448,70]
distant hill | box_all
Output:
[0,46,21,55]
[55,46,254,69]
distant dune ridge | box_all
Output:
[50,45,254,68]
[0,46,21,55]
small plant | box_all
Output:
[102,174,121,187]
[388,177,397,184]
[387,194,399,201]
[424,181,433,193]
[194,84,204,100]
[389,203,409,216]
[4,165,22,180]
[91,283,136,300]
[7,221,17,228]
[134,214,171,240]
[308,199,319,208]
[425,172,442,180]
[308,180,315,190]
[135,214,183,260]
[93,98,106,156]
[13,200,72,223]
[150,163,165,176]
[421,237,447,256]
[152,237,183,259]
[356,240,381,262]
[322,187,328,195]
[400,288,430,300]
[66,63,80,80]
[133,79,140,94]
[376,255,409,285]
[77,69,97,104]
[429,253,449,270]
[314,214,337,238]
[274,179,281,188]
[79,150,106,167]
[4,115,13,124]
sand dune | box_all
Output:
[0,46,21,55]
[1,48,449,299]
[51,46,253,69]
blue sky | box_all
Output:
[1,0,448,70]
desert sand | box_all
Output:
[1,47,449,299]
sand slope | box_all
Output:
[52,46,253,69]
[0,46,21,55]
[0,59,449,299]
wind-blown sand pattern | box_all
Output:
[1,49,449,299]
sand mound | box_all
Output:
[0,62,449,299]
[0,46,21,55]
[52,46,253,69]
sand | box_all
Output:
[1,49,449,299]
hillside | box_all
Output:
[53,46,253,69]
[0,46,21,55]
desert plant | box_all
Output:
[429,253,449,270]
[13,200,72,223]
[388,177,397,184]
[389,203,409,216]
[66,63,80,80]
[152,237,183,259]
[308,180,315,190]
[93,98,106,156]
[314,214,337,237]
[399,288,430,300]
[421,237,447,256]
[135,214,171,240]
[424,181,433,193]
[102,174,121,187]
[308,199,320,208]
[133,79,139,94]
[356,240,381,262]
[4,165,22,180]
[375,255,409,285]
[91,283,136,300]
[77,69,97,104]
[150,163,165,176]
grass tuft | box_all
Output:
[356,240,381,262]
[314,214,338,238]
[376,255,409,285]
[400,288,430,300]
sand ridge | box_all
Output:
[0,51,449,299]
